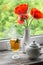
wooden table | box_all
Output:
[0,47,43,65]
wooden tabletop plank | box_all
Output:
[0,47,43,65]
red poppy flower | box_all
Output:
[18,14,29,24]
[18,19,24,24]
[20,14,29,20]
[14,4,28,15]
[30,8,43,19]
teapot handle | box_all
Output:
[40,46,43,56]
[40,52,43,56]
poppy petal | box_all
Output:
[30,8,43,19]
[14,4,28,15]
[18,19,24,24]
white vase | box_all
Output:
[21,27,30,53]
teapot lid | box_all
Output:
[29,41,41,48]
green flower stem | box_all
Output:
[23,18,33,28]
[26,20,28,27]
[29,18,33,26]
[25,20,28,28]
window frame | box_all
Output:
[0,35,43,50]
[31,34,43,44]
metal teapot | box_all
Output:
[26,41,42,59]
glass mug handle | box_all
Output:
[6,40,11,50]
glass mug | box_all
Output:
[10,39,20,51]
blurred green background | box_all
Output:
[0,0,43,39]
